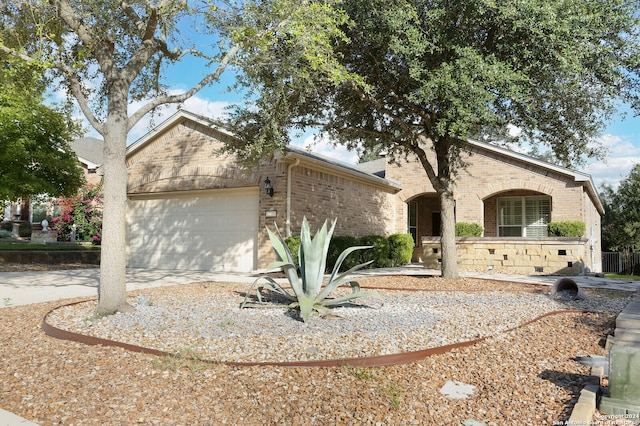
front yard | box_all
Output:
[0,274,628,425]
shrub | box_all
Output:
[52,183,103,243]
[284,236,301,269]
[0,229,11,238]
[388,233,414,266]
[360,235,391,268]
[455,222,483,237]
[18,222,32,237]
[0,222,12,232]
[548,221,586,237]
[327,235,361,272]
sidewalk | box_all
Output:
[2,265,639,424]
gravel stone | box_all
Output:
[1,275,632,425]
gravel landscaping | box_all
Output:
[0,274,632,425]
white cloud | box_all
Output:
[296,133,360,164]
[583,133,640,191]
[126,94,230,143]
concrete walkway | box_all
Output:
[2,265,639,424]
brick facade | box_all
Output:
[386,140,603,273]
[124,112,400,270]
[124,111,603,273]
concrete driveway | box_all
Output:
[0,268,258,308]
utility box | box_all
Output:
[600,345,640,417]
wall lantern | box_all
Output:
[264,177,274,197]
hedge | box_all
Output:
[388,233,414,266]
[547,221,586,237]
[455,222,483,237]
[284,233,415,273]
[360,235,392,268]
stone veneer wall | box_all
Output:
[422,237,590,275]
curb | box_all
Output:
[567,365,604,424]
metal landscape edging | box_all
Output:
[42,286,591,368]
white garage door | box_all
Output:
[127,188,258,272]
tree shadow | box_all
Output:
[539,369,595,421]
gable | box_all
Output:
[126,114,259,194]
[386,139,603,215]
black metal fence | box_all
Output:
[602,252,640,275]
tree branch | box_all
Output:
[50,0,115,74]
[128,43,242,130]
[0,45,104,133]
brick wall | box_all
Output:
[256,160,400,268]
[127,120,259,194]
[385,141,602,272]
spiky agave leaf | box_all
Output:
[316,245,374,302]
[298,217,336,297]
[265,224,303,299]
[320,281,382,307]
[239,276,296,309]
[241,217,383,322]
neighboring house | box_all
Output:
[69,137,104,185]
[123,109,603,275]
[1,137,104,224]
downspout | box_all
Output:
[286,158,300,237]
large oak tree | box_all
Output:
[0,0,351,314]
[224,0,640,279]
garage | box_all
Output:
[127,187,259,272]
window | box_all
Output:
[498,196,550,237]
[408,201,418,246]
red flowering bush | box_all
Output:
[52,183,103,244]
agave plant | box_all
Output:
[240,217,381,322]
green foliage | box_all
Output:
[455,222,483,237]
[360,235,391,268]
[601,164,640,252]
[0,56,84,199]
[0,241,99,250]
[328,235,363,271]
[284,236,301,269]
[240,217,380,322]
[388,233,414,266]
[51,183,103,244]
[547,221,586,238]
[0,230,12,239]
[0,222,11,232]
[223,0,640,279]
[18,222,32,238]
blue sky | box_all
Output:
[76,52,640,194]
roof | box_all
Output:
[282,146,401,191]
[126,109,234,157]
[69,137,104,169]
[123,109,603,213]
[126,109,401,191]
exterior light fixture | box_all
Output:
[264,177,274,197]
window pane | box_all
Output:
[499,226,522,237]
[498,196,550,238]
[499,198,522,226]
[525,198,550,227]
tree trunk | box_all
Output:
[434,136,459,280]
[96,103,133,315]
[439,188,459,279]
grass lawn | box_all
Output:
[605,273,640,280]
[0,241,100,250]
